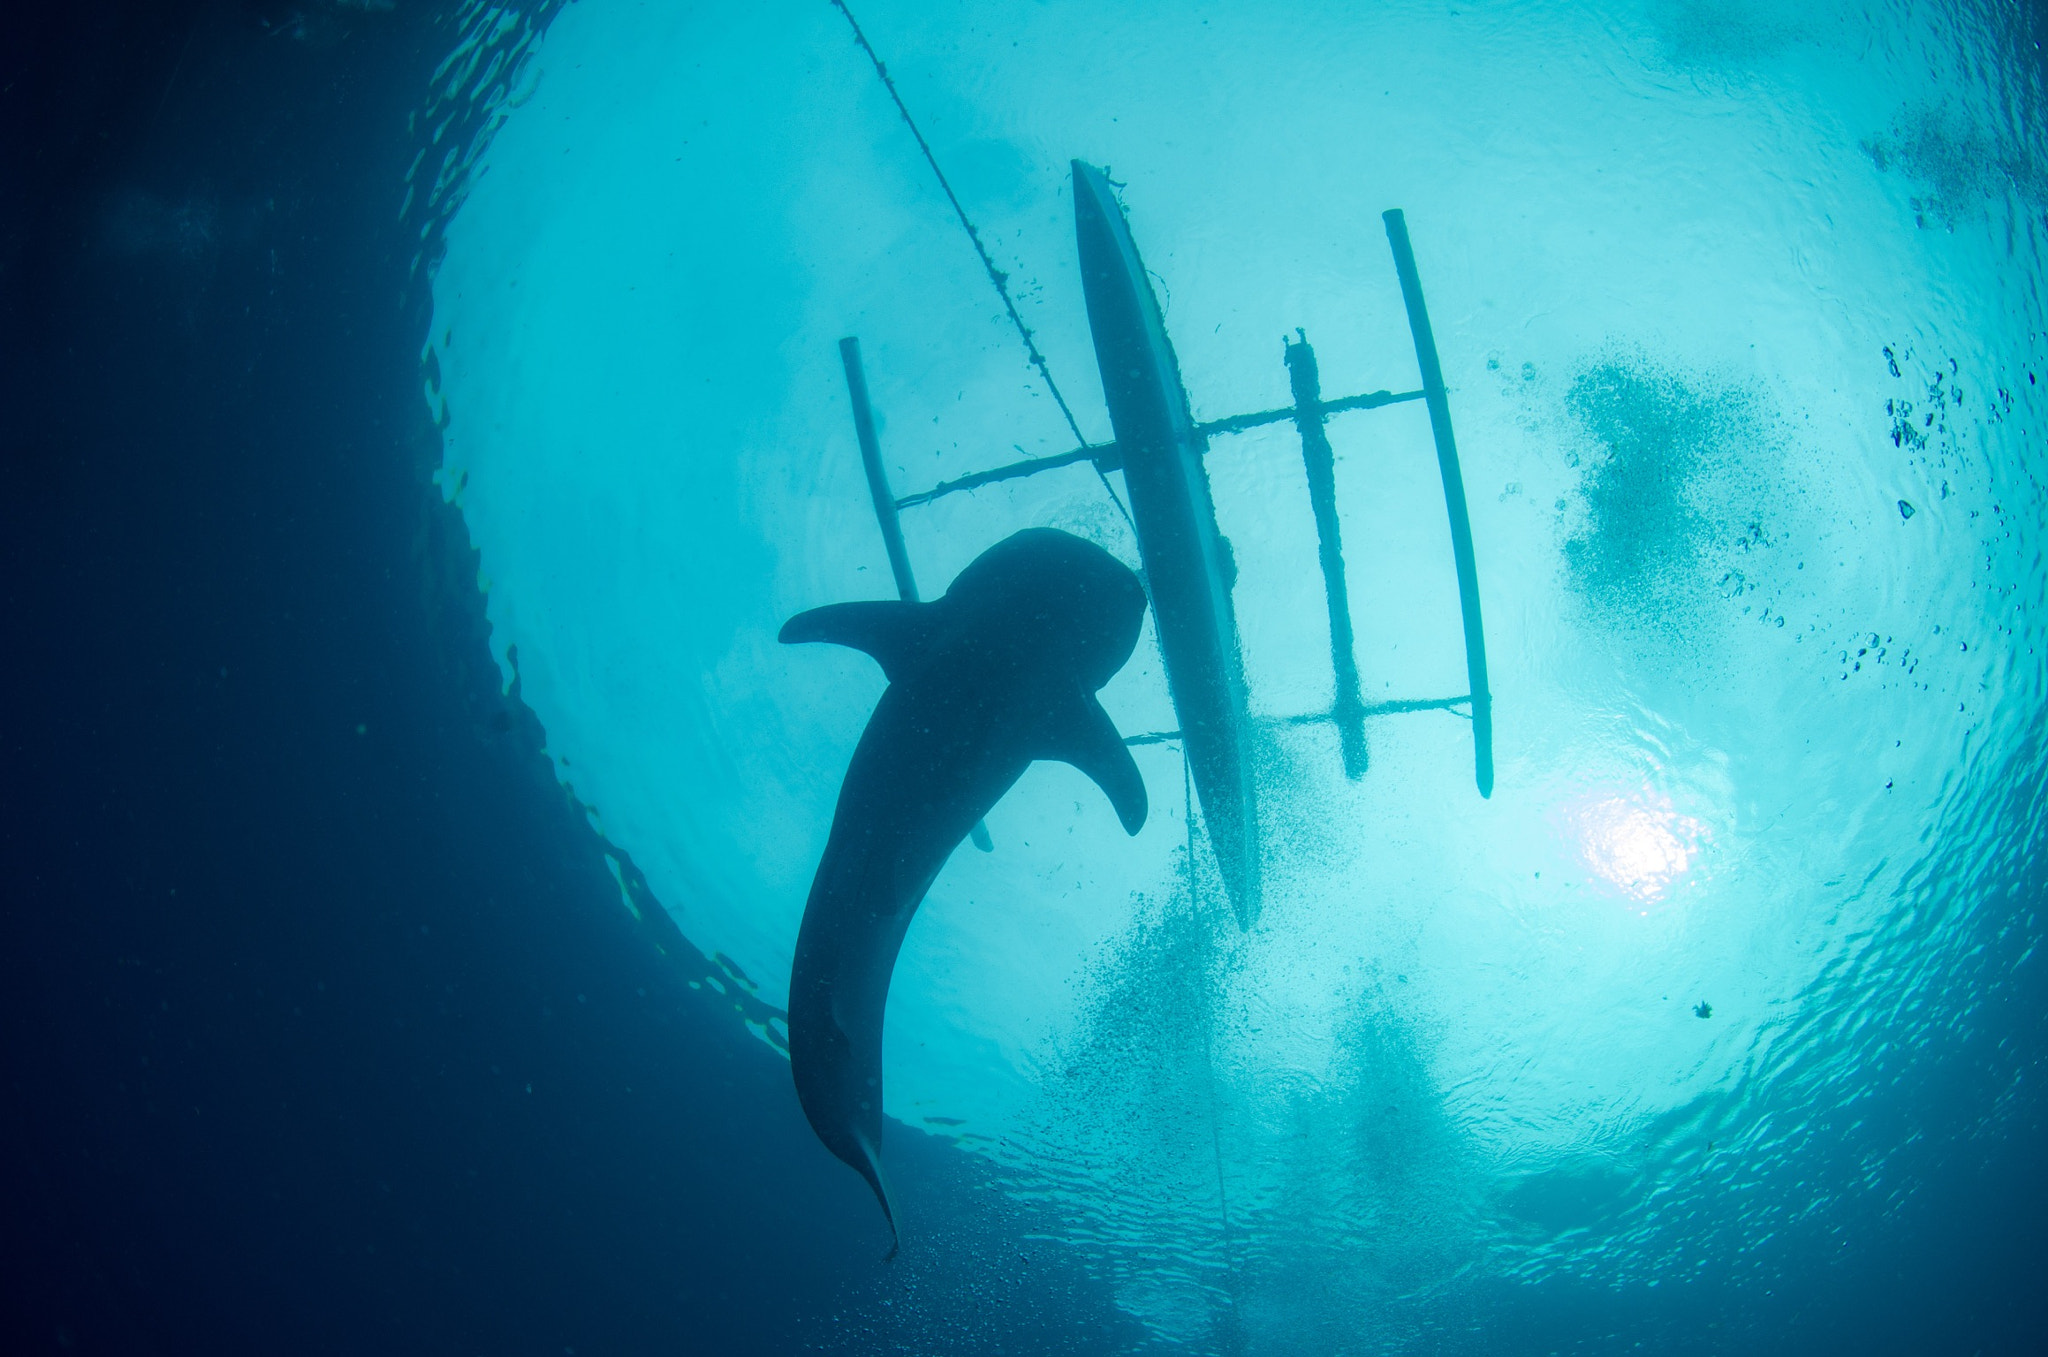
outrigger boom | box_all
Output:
[893,387,1424,510]
[831,162,1493,930]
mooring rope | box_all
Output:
[1186,750,1239,1290]
[827,0,1137,534]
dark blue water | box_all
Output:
[3,3,2044,1354]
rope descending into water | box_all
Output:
[1187,751,1240,1295]
[827,0,1136,533]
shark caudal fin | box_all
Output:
[851,1128,901,1260]
[779,600,939,684]
[1039,691,1148,835]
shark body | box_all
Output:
[780,528,1150,1248]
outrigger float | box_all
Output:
[834,161,1492,931]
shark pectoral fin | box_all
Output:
[778,600,937,683]
[1041,693,1148,835]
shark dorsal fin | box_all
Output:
[1036,690,1148,835]
[779,600,939,684]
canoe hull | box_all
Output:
[1072,161,1261,929]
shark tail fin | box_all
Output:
[779,600,938,685]
[852,1128,901,1261]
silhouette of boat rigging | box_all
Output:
[833,161,1492,930]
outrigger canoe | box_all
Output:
[833,165,1494,930]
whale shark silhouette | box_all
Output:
[780,528,1150,1250]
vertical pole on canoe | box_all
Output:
[1284,331,1368,780]
[839,336,920,603]
[838,336,995,851]
[1381,211,1494,798]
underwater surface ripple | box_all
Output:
[419,0,2046,1348]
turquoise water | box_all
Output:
[419,0,2044,1347]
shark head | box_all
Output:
[940,527,1148,692]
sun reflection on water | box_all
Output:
[1564,793,1707,907]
